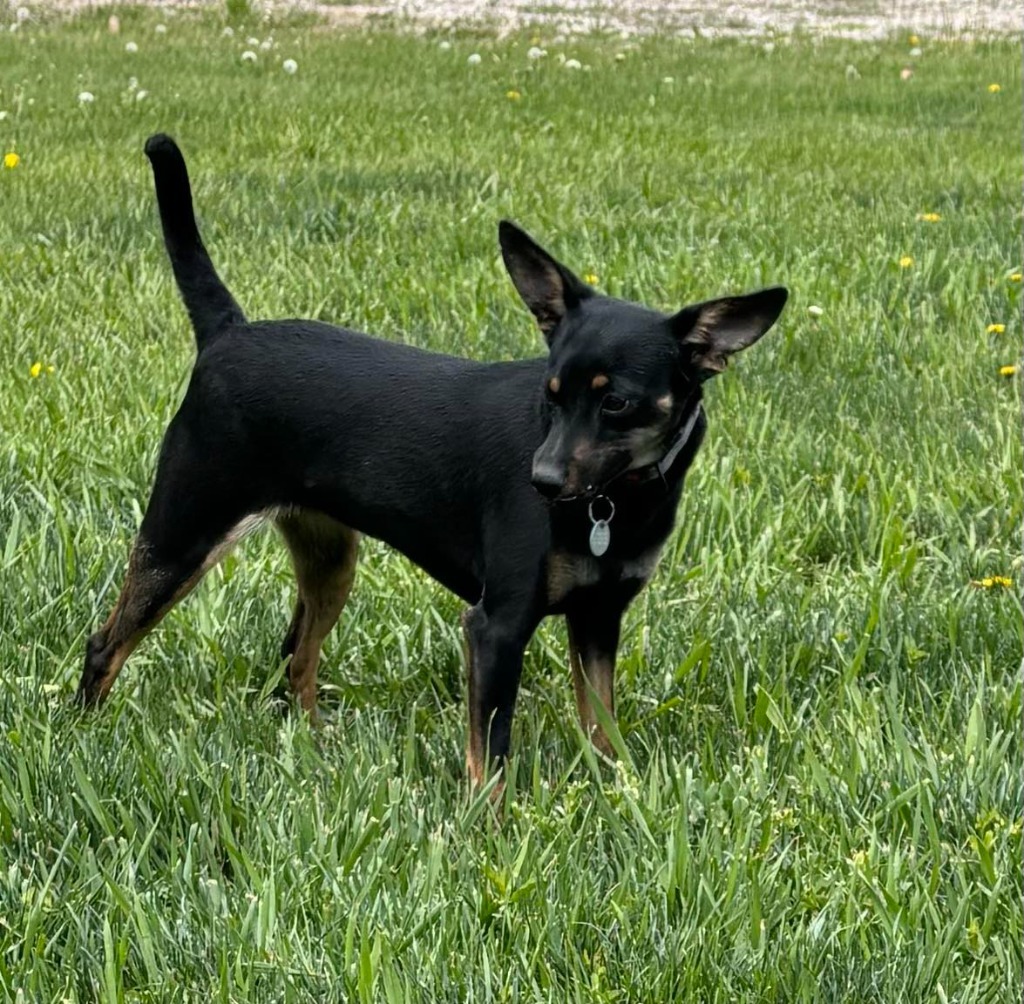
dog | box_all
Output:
[79,134,788,785]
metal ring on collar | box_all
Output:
[588,495,615,523]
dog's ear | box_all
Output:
[499,221,593,341]
[672,287,788,376]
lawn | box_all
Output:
[0,7,1021,1001]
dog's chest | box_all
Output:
[545,545,664,608]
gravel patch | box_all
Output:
[7,0,1022,38]
[338,1,1022,39]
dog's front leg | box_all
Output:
[461,602,537,789]
[565,601,625,758]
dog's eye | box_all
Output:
[601,394,631,416]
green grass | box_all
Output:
[0,8,1021,1001]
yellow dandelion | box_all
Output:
[987,83,1001,93]
[899,256,913,269]
[46,364,55,374]
[908,34,919,45]
[29,362,42,378]
[916,212,941,223]
[999,364,1018,377]
[3,152,19,169]
[986,323,1006,334]
[505,89,521,101]
[970,576,1013,589]
[1010,273,1022,283]
[583,272,599,286]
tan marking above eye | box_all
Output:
[591,374,609,389]
[656,394,673,413]
[548,376,561,394]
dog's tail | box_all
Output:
[143,134,246,348]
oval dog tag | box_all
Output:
[587,496,615,558]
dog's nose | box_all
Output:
[531,460,566,499]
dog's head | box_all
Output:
[499,221,788,501]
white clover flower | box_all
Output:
[16,7,30,22]
[9,22,19,32]
[662,75,674,83]
[614,52,626,62]
[78,91,95,104]
[527,46,546,60]
[241,50,257,62]
[467,52,481,65]
[259,39,272,51]
[282,58,297,74]
[763,41,775,53]
[808,305,823,317]
[125,41,138,53]
[127,75,138,90]
[0,111,8,121]
[564,58,581,70]
[845,64,860,80]
[154,23,167,34]
[246,36,259,46]
[438,39,451,50]
[136,89,148,101]
[909,47,922,57]
[222,26,234,37]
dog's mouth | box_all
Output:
[538,453,635,505]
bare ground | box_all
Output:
[8,0,1023,38]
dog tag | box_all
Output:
[589,519,611,557]
[587,496,615,558]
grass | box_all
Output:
[0,8,1021,1001]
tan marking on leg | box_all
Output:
[86,537,222,704]
[566,620,615,758]
[277,512,359,716]
[462,609,485,787]
[591,373,609,390]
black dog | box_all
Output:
[80,134,787,785]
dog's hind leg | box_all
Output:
[79,540,205,706]
[79,412,260,707]
[275,511,359,715]
[79,503,249,707]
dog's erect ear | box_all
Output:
[673,287,788,377]
[499,220,593,341]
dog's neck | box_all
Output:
[619,390,704,489]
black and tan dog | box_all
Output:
[79,134,787,785]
